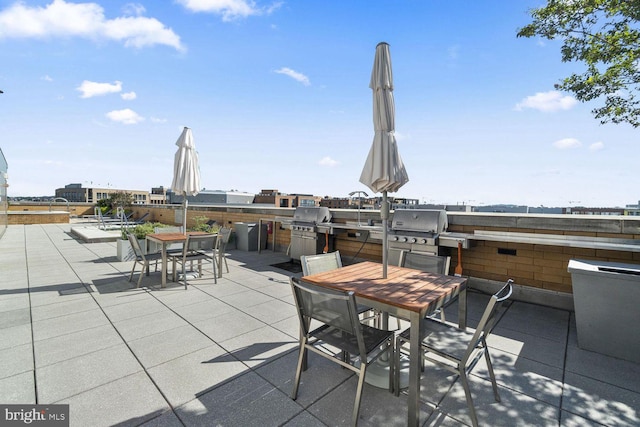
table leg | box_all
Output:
[161,243,167,288]
[408,311,421,426]
[458,287,467,330]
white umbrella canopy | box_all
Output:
[359,42,409,278]
[171,127,201,232]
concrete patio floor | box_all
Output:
[1,223,639,426]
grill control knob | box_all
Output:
[392,236,399,241]
[420,238,428,244]
[410,238,417,244]
[400,237,408,243]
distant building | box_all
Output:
[150,187,167,205]
[55,183,150,204]
[568,206,624,215]
[167,189,255,205]
[320,197,350,209]
[253,189,320,208]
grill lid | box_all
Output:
[391,209,448,234]
[292,206,332,224]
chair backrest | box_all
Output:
[290,277,366,357]
[127,233,145,260]
[462,279,513,363]
[300,251,342,276]
[399,251,451,275]
[183,234,215,256]
[216,227,232,246]
[154,226,183,233]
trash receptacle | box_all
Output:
[568,259,640,363]
[235,222,267,251]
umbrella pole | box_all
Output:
[382,191,388,279]
[183,199,188,233]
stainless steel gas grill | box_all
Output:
[387,209,448,265]
[284,207,335,261]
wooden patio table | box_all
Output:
[301,261,467,427]
[145,232,209,287]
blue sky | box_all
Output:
[1,0,638,207]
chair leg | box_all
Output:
[136,264,144,288]
[387,344,395,394]
[484,349,501,402]
[394,337,402,396]
[291,340,307,400]
[459,370,479,427]
[129,262,136,282]
[172,259,177,282]
[352,365,367,426]
[211,257,217,284]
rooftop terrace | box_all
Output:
[1,222,639,426]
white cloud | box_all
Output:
[318,156,339,167]
[274,67,310,86]
[122,3,146,16]
[0,0,184,51]
[589,141,604,151]
[77,80,122,98]
[42,75,53,82]
[515,90,577,112]
[177,0,281,21]
[553,138,581,149]
[121,91,136,100]
[106,108,144,124]
[150,116,167,123]
[394,131,409,142]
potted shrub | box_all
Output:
[117,222,166,262]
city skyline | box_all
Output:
[1,1,638,207]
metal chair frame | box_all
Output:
[168,234,217,289]
[394,279,513,427]
[300,251,378,324]
[214,227,232,278]
[290,277,394,426]
[127,233,164,288]
[399,250,452,321]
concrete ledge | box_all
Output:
[469,277,574,311]
[70,226,121,243]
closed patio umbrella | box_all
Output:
[359,42,409,278]
[171,127,201,232]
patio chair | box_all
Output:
[127,233,164,288]
[393,279,514,427]
[168,234,217,289]
[399,251,452,321]
[150,226,184,254]
[289,277,395,426]
[213,227,232,278]
[300,251,378,324]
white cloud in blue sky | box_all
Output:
[319,157,338,167]
[515,90,578,112]
[106,108,144,125]
[0,0,184,51]
[274,67,311,86]
[77,80,122,98]
[553,138,581,149]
